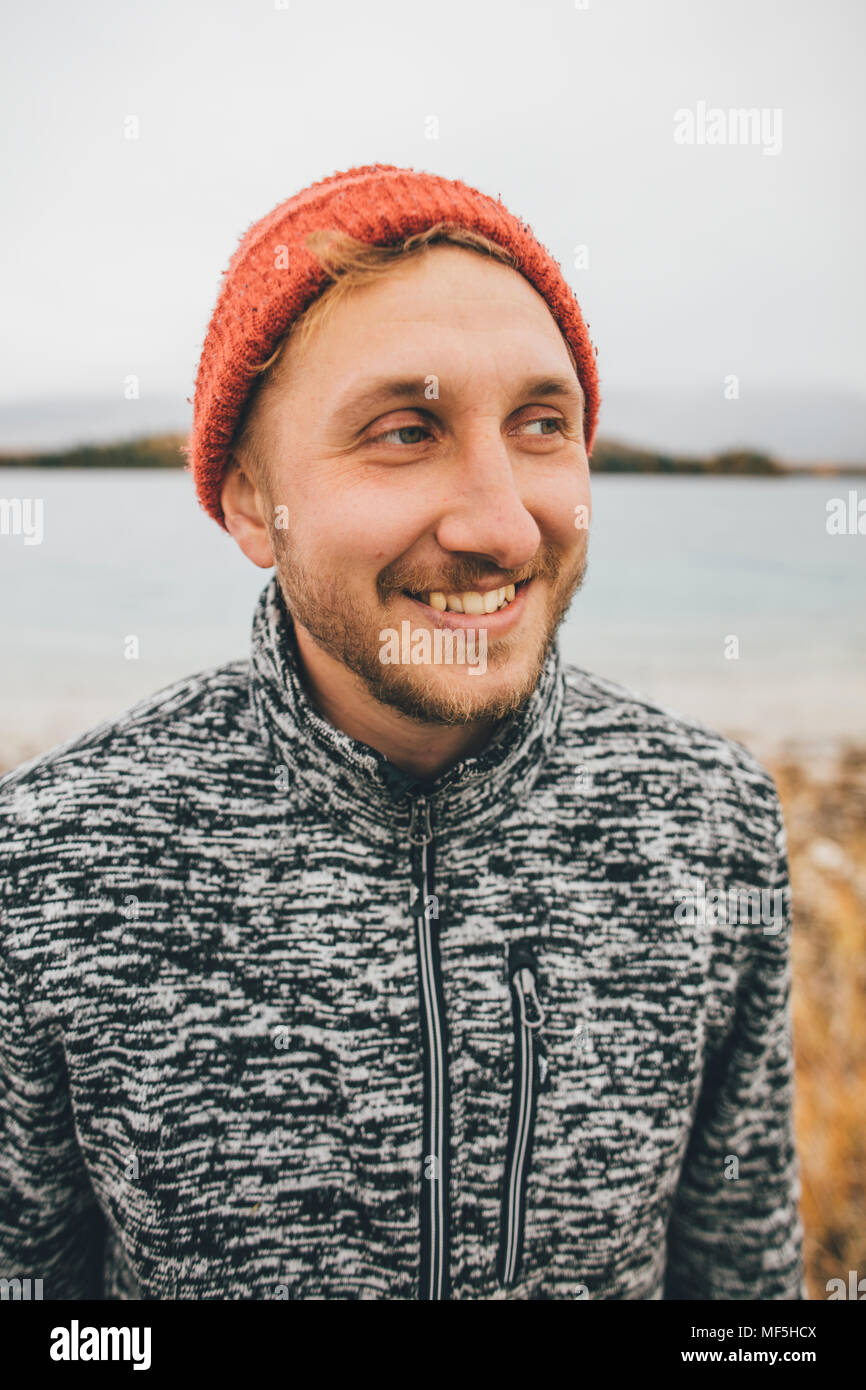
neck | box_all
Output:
[292,622,495,780]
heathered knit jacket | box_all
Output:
[0,576,806,1301]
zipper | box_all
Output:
[407,793,450,1300]
[498,940,548,1288]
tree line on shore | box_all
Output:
[0,434,862,475]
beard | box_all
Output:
[271,524,588,728]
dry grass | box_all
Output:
[770,746,866,1299]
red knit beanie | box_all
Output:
[187,163,600,528]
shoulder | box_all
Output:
[561,660,776,787]
[0,658,255,830]
[0,660,264,1007]
[557,661,785,864]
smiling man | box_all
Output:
[0,164,806,1301]
[221,226,591,771]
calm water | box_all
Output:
[1,469,864,764]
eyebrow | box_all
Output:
[328,372,584,434]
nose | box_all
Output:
[434,425,541,571]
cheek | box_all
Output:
[572,474,592,539]
[532,468,591,547]
[303,483,428,572]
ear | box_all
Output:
[220,459,275,568]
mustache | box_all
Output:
[378,549,564,599]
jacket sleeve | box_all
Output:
[0,943,106,1299]
[663,800,808,1300]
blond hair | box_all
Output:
[231,222,578,488]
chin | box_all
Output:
[372,645,546,727]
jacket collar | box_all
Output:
[248,575,564,841]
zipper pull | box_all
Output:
[516,967,545,1030]
[407,795,434,922]
[407,795,433,846]
[508,944,551,1092]
[508,942,545,1028]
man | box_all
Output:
[0,164,805,1300]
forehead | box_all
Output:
[281,244,576,386]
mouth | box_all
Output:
[398,578,533,630]
[401,579,528,614]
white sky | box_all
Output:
[1,0,864,453]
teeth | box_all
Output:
[421,583,522,613]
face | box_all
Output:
[242,245,591,726]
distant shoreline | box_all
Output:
[0,433,864,476]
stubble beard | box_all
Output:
[271,525,588,728]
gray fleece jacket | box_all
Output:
[0,576,806,1299]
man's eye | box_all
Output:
[522,417,565,436]
[371,424,433,446]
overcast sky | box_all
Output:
[1,0,864,458]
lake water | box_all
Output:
[1,469,863,768]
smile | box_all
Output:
[403,581,525,615]
[399,579,533,632]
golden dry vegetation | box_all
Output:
[770,747,866,1299]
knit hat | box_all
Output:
[187,163,600,528]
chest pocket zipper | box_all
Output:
[498,940,548,1288]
